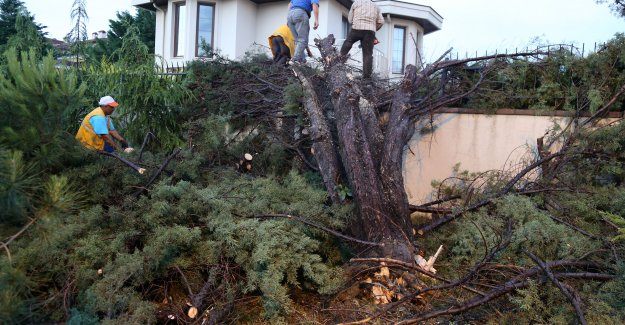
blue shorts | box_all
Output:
[104,142,115,153]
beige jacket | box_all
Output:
[348,0,384,32]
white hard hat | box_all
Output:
[99,95,119,107]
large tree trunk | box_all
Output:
[293,35,521,260]
[299,35,418,261]
[293,67,342,204]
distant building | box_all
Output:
[91,30,108,40]
[46,38,70,52]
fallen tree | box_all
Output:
[3,34,625,323]
[289,35,544,260]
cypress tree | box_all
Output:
[66,0,88,66]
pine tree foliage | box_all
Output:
[0,0,45,47]
[0,154,349,322]
[0,0,24,45]
[0,0,48,63]
[0,49,86,171]
[459,34,625,111]
[419,120,625,323]
[2,29,625,323]
[0,149,38,223]
[597,0,625,17]
[113,25,150,67]
[6,12,47,57]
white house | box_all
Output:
[131,0,442,78]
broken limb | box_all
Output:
[408,205,452,214]
[396,265,611,324]
[134,148,182,196]
[344,236,512,324]
[291,66,342,204]
[349,257,484,296]
[98,151,146,174]
[417,195,462,207]
[255,214,383,247]
[524,251,588,325]
[1,217,37,260]
[137,132,156,162]
[174,265,194,297]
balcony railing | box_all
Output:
[335,38,389,79]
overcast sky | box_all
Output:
[22,0,625,60]
[417,0,624,60]
[22,0,136,39]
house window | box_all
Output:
[196,3,215,57]
[174,2,186,57]
[392,26,406,74]
[342,16,350,39]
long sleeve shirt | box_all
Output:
[348,0,384,32]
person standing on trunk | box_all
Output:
[340,0,385,79]
[287,0,319,64]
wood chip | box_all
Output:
[375,266,390,278]
[371,285,390,304]
[188,306,198,319]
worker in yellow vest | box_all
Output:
[268,24,313,65]
[75,96,134,153]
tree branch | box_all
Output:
[98,151,146,174]
[255,214,383,247]
[134,148,182,196]
[524,251,587,325]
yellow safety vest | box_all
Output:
[75,107,110,151]
[268,25,296,58]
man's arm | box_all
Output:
[101,134,120,151]
[109,130,129,147]
[312,4,319,30]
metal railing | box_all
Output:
[334,38,389,79]
[443,42,612,61]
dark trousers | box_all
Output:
[340,29,375,78]
[271,36,291,65]
[103,142,115,153]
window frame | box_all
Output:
[391,25,407,74]
[173,2,186,57]
[195,2,216,57]
[342,16,350,39]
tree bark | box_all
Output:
[293,67,342,204]
[312,35,417,261]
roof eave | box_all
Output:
[131,0,168,11]
[374,0,443,34]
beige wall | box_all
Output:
[403,113,569,204]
